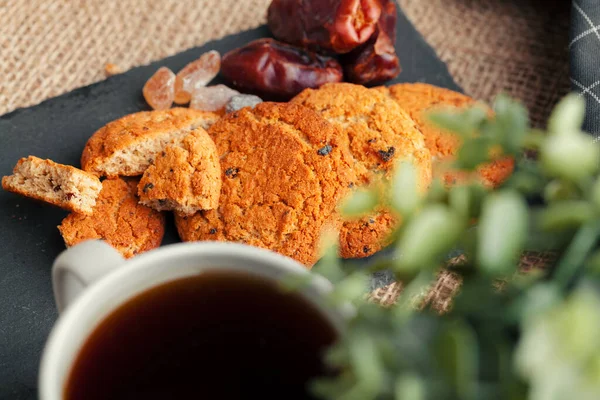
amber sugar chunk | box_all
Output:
[190,84,240,112]
[174,50,221,105]
[143,67,176,110]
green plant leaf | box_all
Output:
[492,94,529,153]
[540,131,599,181]
[455,137,493,170]
[278,272,316,293]
[585,250,600,276]
[346,332,385,400]
[323,341,350,368]
[340,187,379,219]
[515,284,600,400]
[390,161,420,217]
[543,180,579,203]
[448,185,471,219]
[311,372,355,400]
[518,283,561,322]
[553,220,600,288]
[505,171,546,195]
[394,374,426,400]
[313,231,345,284]
[394,205,465,276]
[426,106,485,137]
[522,129,546,151]
[523,225,575,252]
[435,321,479,399]
[425,177,448,203]
[393,270,436,314]
[330,272,370,305]
[448,183,487,220]
[537,201,595,232]
[591,177,600,211]
[548,93,586,135]
[477,190,528,275]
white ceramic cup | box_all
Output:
[38,239,352,400]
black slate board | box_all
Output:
[0,8,461,399]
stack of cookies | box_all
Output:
[1,82,514,267]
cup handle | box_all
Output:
[52,240,126,313]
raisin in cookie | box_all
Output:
[58,177,165,258]
[2,156,102,215]
[138,127,221,216]
[81,108,220,178]
[379,83,514,188]
[291,82,432,259]
[175,102,356,267]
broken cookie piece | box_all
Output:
[58,177,165,258]
[2,156,102,215]
[81,108,220,178]
[137,127,221,216]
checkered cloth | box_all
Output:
[571,0,600,138]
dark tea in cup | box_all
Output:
[64,269,338,399]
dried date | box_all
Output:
[343,0,401,85]
[220,38,343,99]
[267,0,382,54]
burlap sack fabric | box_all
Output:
[1,0,571,309]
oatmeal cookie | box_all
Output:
[175,102,356,267]
[58,177,165,258]
[291,82,432,259]
[380,82,514,188]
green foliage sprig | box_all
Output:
[306,93,600,400]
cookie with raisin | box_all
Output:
[379,82,514,188]
[2,156,102,215]
[291,82,432,259]
[58,177,165,258]
[138,127,221,216]
[175,102,356,267]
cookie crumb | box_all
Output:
[104,63,122,77]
